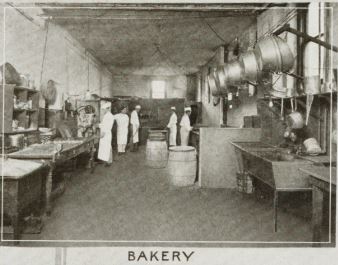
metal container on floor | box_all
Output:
[146,138,168,168]
[167,146,197,186]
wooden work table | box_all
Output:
[7,136,99,215]
[299,165,336,246]
[0,158,46,242]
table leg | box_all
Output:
[89,146,96,173]
[274,190,278,232]
[11,214,20,244]
[312,185,324,246]
[45,165,54,216]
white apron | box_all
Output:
[98,112,115,162]
[167,112,177,146]
[180,114,192,146]
[130,110,140,143]
[115,113,129,145]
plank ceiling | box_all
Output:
[41,4,266,76]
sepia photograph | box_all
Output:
[0,0,337,263]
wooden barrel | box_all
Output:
[167,146,197,186]
[146,139,168,168]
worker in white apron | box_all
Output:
[167,106,177,146]
[130,105,141,152]
[98,102,115,166]
[115,106,129,154]
[180,107,192,146]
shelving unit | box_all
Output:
[0,84,39,134]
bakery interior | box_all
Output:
[0,2,337,247]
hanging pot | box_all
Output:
[215,65,227,91]
[254,35,294,73]
[287,98,304,129]
[226,61,244,85]
[239,51,260,82]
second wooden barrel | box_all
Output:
[167,146,197,186]
[146,139,168,168]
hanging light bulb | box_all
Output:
[269,97,274,108]
[228,93,233,109]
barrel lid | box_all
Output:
[169,146,195,152]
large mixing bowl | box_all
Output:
[254,35,294,73]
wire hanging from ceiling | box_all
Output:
[198,12,226,43]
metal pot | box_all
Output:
[287,111,304,129]
[239,50,260,82]
[254,35,294,73]
[226,61,244,85]
[303,138,322,154]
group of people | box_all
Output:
[167,106,193,146]
[97,103,193,166]
[97,102,141,166]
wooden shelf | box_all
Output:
[26,109,38,113]
[4,129,38,135]
[13,108,26,112]
[1,84,40,135]
[14,86,38,93]
[259,91,337,100]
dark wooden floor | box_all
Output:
[4,147,333,247]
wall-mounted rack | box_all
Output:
[274,23,338,53]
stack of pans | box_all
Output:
[207,35,295,94]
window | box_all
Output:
[151,80,166,98]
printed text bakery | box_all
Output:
[128,250,195,262]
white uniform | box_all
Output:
[115,113,129,152]
[130,110,140,143]
[180,113,192,146]
[167,112,177,146]
[98,112,115,162]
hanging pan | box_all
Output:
[207,69,218,96]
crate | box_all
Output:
[236,171,254,194]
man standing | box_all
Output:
[180,106,192,146]
[130,105,141,152]
[167,106,177,146]
[98,102,115,166]
[115,106,129,155]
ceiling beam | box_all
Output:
[37,3,267,11]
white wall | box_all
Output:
[0,6,114,109]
